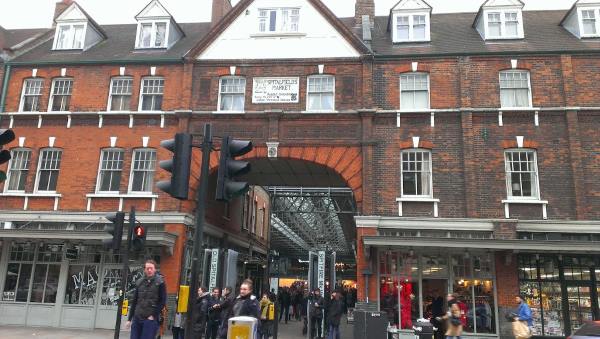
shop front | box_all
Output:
[377,249,498,337]
[518,254,600,337]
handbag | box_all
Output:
[512,320,532,339]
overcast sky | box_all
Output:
[0,0,576,29]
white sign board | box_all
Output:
[252,77,299,103]
[317,251,325,294]
[209,249,219,291]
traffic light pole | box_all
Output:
[113,206,134,339]
[184,123,212,339]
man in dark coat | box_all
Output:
[193,286,210,338]
[309,288,325,339]
[216,286,234,339]
[126,260,167,339]
[231,279,260,318]
[279,287,291,323]
[326,291,343,339]
[206,287,221,339]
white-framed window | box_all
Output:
[135,21,168,48]
[5,148,32,192]
[580,9,599,36]
[393,13,430,42]
[307,75,335,111]
[53,23,85,50]
[400,73,430,111]
[48,78,73,112]
[401,149,432,197]
[19,79,44,112]
[34,148,62,192]
[96,148,124,193]
[504,149,540,199]
[218,77,246,112]
[108,77,133,111]
[499,70,531,108]
[485,10,522,39]
[258,8,300,33]
[128,149,157,193]
[139,77,164,111]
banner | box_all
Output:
[209,249,219,291]
[252,77,299,103]
[317,251,325,293]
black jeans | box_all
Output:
[279,304,290,323]
[310,317,323,338]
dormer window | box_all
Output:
[580,8,600,36]
[485,10,521,39]
[393,13,430,42]
[54,23,85,50]
[560,2,600,39]
[136,21,168,49]
[258,8,300,33]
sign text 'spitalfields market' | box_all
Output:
[252,77,300,103]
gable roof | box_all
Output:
[185,0,371,60]
[55,2,107,40]
[367,10,600,57]
[560,0,600,26]
[472,0,525,28]
[9,23,210,65]
[390,0,432,12]
[134,0,185,39]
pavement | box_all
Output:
[0,317,353,339]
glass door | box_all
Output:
[566,284,594,334]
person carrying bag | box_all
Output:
[512,295,533,339]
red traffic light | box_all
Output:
[134,225,145,237]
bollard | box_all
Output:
[227,316,258,339]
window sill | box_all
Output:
[396,197,439,203]
[502,199,548,219]
[212,110,245,114]
[396,197,440,217]
[87,193,159,199]
[0,192,62,198]
[398,109,432,113]
[301,110,338,114]
[499,107,538,111]
[250,32,306,38]
[393,39,431,44]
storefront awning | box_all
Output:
[0,229,178,248]
[362,235,600,253]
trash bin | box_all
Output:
[227,316,258,339]
[413,320,434,339]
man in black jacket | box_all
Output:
[326,291,343,339]
[193,286,210,338]
[309,288,325,339]
[216,286,235,339]
[232,279,260,318]
[206,287,221,339]
[126,259,167,339]
[279,287,291,323]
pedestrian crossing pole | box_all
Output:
[184,123,212,339]
[113,206,134,339]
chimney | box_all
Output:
[53,0,73,23]
[355,0,375,27]
[212,0,233,26]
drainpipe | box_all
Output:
[0,63,11,116]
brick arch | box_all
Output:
[207,145,363,206]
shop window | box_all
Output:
[422,255,448,277]
[379,251,419,329]
[30,263,60,303]
[5,148,32,192]
[108,77,133,111]
[129,148,157,193]
[64,265,99,305]
[139,77,164,111]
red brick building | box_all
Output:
[0,0,599,337]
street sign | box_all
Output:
[65,248,78,260]
[317,251,325,293]
[209,249,219,291]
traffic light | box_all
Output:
[103,212,125,250]
[131,224,146,252]
[157,133,192,200]
[215,136,252,201]
[0,129,16,182]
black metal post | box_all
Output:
[184,124,212,339]
[113,206,134,339]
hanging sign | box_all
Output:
[209,249,219,291]
[317,251,326,293]
[252,77,299,103]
